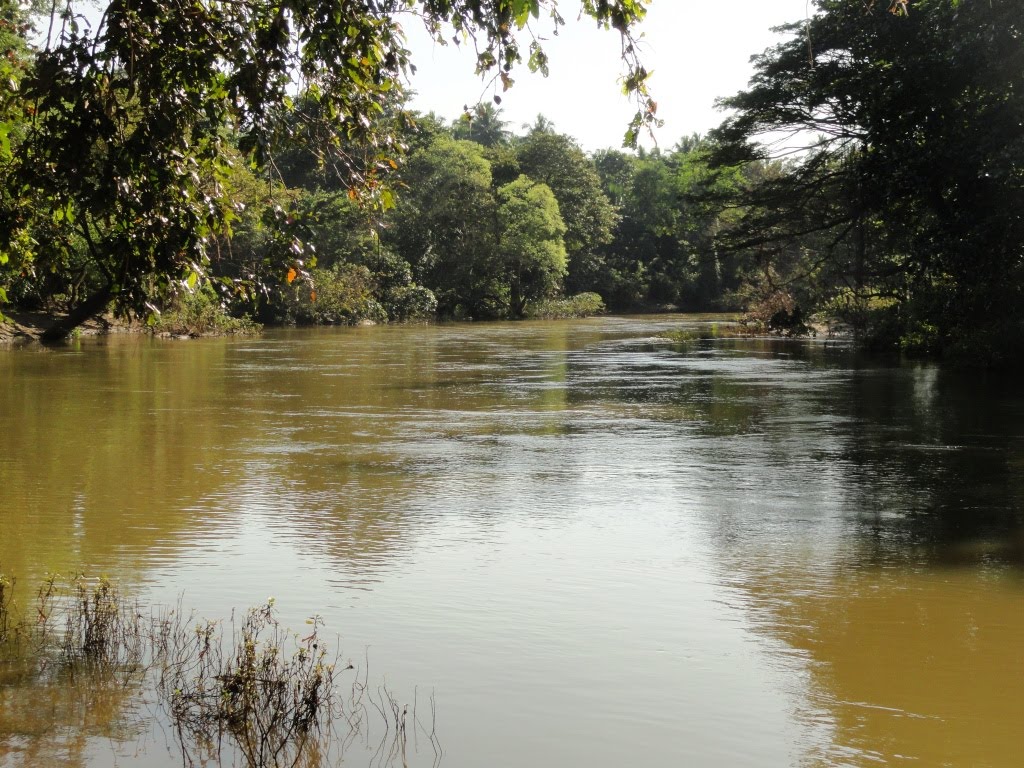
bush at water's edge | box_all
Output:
[150,291,261,337]
[525,292,606,320]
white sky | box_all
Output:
[402,0,812,151]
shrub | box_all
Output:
[151,291,261,337]
[284,264,387,325]
[525,292,606,319]
[738,286,811,336]
[366,251,438,321]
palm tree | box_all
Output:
[524,113,556,136]
[453,103,510,147]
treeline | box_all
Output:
[1,18,760,328]
[0,0,853,333]
[2,0,1022,365]
[0,0,659,337]
[226,108,759,325]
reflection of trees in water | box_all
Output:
[724,563,1024,768]
[684,354,1024,766]
[0,661,149,768]
[0,338,251,592]
[836,366,1024,566]
[239,322,586,569]
[0,322,590,593]
[659,344,1024,567]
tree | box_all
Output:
[710,0,1024,363]
[386,137,501,317]
[453,103,511,147]
[589,140,747,311]
[524,113,556,136]
[0,0,30,154]
[495,175,567,316]
[388,139,572,318]
[515,131,616,292]
[0,0,657,338]
[592,148,635,207]
[0,0,34,310]
[672,138,747,308]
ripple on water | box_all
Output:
[1,318,1022,768]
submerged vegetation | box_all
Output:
[0,570,438,767]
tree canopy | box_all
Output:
[496,174,567,315]
[709,0,1024,362]
[0,0,656,336]
[515,131,617,292]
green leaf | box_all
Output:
[0,122,10,161]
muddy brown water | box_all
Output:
[1,315,1022,767]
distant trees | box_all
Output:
[586,139,753,311]
[496,175,567,316]
[452,104,511,148]
[515,132,616,293]
[388,138,502,317]
[372,112,760,320]
[386,137,568,319]
[0,0,656,336]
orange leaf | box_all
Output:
[286,268,297,284]
[310,290,317,302]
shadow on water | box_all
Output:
[836,367,1024,568]
[625,335,1024,569]
[653,341,1024,767]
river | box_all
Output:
[1,315,1022,767]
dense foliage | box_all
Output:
[2,0,1021,368]
[0,0,656,336]
[709,0,1024,363]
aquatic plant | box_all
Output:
[157,602,341,768]
[61,576,145,673]
[0,571,440,768]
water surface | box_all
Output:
[1,316,1022,767]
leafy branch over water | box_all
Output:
[0,570,439,768]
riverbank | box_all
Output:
[0,310,127,345]
[0,292,607,346]
[0,298,260,345]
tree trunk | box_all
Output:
[40,284,113,342]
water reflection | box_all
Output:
[680,352,1024,767]
[1,317,1022,767]
[0,339,257,592]
[0,663,150,768]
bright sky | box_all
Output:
[402,0,812,151]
